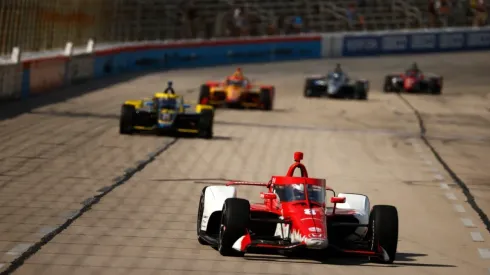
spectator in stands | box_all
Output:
[266,20,278,35]
[179,0,198,38]
[428,0,438,27]
[437,0,451,27]
[471,0,488,26]
[346,3,364,30]
[291,16,304,33]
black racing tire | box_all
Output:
[198,109,214,139]
[368,205,399,264]
[428,78,442,95]
[199,85,211,104]
[197,186,209,245]
[259,88,273,111]
[303,78,317,97]
[119,105,135,134]
[383,76,394,93]
[218,198,250,256]
[354,81,368,100]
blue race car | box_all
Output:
[304,65,369,100]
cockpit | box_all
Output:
[273,183,325,205]
[154,97,177,110]
[226,79,248,87]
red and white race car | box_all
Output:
[383,69,443,95]
[196,152,399,263]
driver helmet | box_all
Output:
[334,63,342,73]
[411,62,418,71]
[167,81,173,87]
[292,184,305,200]
[232,68,244,79]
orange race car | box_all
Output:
[198,68,275,111]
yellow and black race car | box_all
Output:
[119,89,215,139]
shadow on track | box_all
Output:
[243,251,455,268]
[0,71,150,121]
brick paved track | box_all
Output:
[0,52,489,274]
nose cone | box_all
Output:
[158,109,175,125]
[288,206,328,249]
[226,86,242,101]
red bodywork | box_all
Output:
[400,72,424,91]
[226,152,385,259]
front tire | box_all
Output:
[198,109,214,139]
[218,198,250,256]
[368,205,399,264]
[199,85,211,105]
[354,81,368,100]
[119,105,135,134]
[428,78,442,95]
[259,88,273,111]
[383,76,395,93]
[197,187,209,245]
[304,78,317,97]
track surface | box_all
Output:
[0,52,489,274]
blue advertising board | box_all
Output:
[342,29,490,57]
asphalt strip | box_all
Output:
[397,93,490,233]
[0,138,179,275]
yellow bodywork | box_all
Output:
[123,99,145,109]
[124,92,214,114]
[122,92,213,134]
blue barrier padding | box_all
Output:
[93,38,322,78]
[342,29,490,57]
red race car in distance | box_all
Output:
[196,152,399,263]
[383,68,442,95]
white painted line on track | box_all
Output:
[478,248,490,259]
[38,226,57,236]
[445,193,457,200]
[471,232,484,242]
[6,243,33,256]
[454,204,466,213]
[440,183,450,190]
[434,174,444,181]
[461,218,477,228]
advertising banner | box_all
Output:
[341,28,490,57]
[67,54,94,84]
[28,57,67,94]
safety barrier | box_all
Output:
[327,26,490,57]
[0,26,489,103]
[0,63,22,101]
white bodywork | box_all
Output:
[333,193,371,240]
[200,186,237,232]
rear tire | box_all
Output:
[199,85,211,104]
[119,105,135,134]
[368,205,399,264]
[259,88,273,111]
[218,198,250,256]
[198,109,214,139]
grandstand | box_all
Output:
[0,0,487,56]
